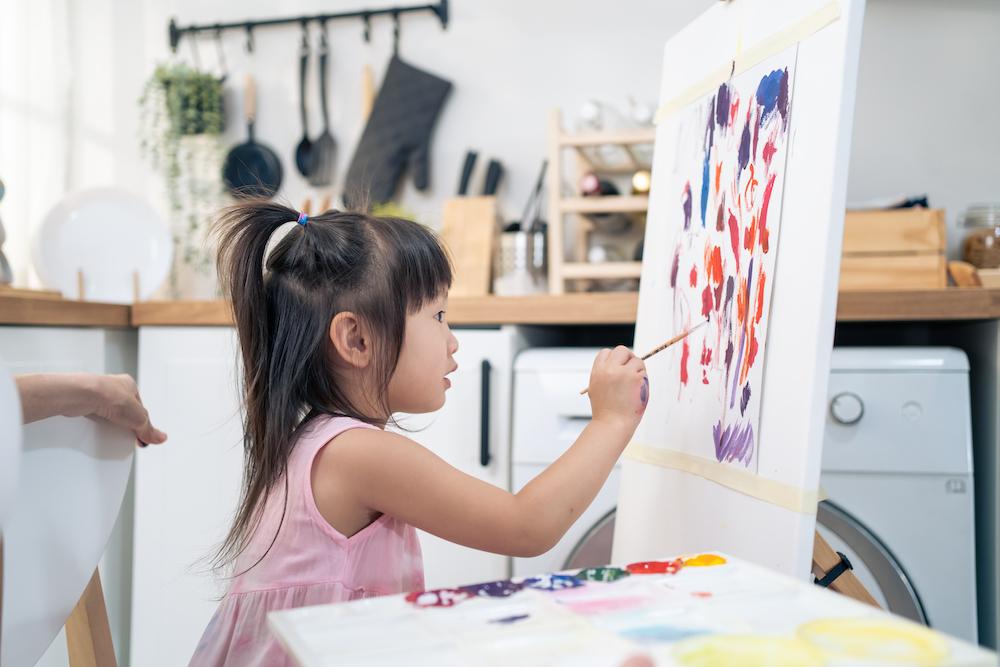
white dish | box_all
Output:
[32,188,172,302]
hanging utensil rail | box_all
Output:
[168,0,448,52]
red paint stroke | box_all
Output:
[762,138,777,167]
[680,339,690,386]
[729,98,739,128]
[689,266,698,288]
[743,163,759,209]
[626,559,684,575]
[728,212,740,268]
[692,591,713,599]
[755,270,767,324]
[740,317,760,388]
[406,588,472,608]
[714,161,722,195]
[744,215,758,252]
[700,343,713,366]
[759,173,777,254]
[701,285,713,317]
[737,278,748,325]
[702,369,709,385]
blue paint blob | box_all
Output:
[756,68,789,127]
[700,150,711,227]
[522,574,584,592]
[619,625,709,643]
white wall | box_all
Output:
[131,0,712,226]
[846,0,1000,257]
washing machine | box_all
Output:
[510,348,616,577]
[820,347,978,643]
[510,346,979,645]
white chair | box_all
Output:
[1,404,133,667]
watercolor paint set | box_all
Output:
[269,554,995,666]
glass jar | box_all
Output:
[961,204,1000,268]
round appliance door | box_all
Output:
[817,500,928,625]
[564,508,616,570]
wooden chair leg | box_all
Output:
[65,568,116,667]
[812,530,880,608]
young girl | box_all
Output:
[191,201,649,666]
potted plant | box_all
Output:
[139,63,225,298]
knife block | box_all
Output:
[439,196,500,297]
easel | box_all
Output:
[64,570,117,667]
[812,530,879,607]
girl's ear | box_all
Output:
[328,311,372,369]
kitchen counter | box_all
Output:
[0,295,131,327]
[6,289,1000,328]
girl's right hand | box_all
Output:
[586,346,649,431]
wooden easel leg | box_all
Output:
[65,568,117,667]
[812,530,880,608]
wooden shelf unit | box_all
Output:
[546,109,655,294]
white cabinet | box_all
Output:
[130,325,523,666]
[130,327,243,667]
[0,327,136,667]
[393,327,523,589]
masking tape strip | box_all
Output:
[655,1,841,123]
[624,443,819,514]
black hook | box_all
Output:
[362,12,371,43]
[214,27,228,81]
[300,19,309,51]
[392,10,400,55]
[188,31,202,70]
[244,24,254,53]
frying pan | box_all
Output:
[223,74,283,198]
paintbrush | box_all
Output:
[579,319,709,395]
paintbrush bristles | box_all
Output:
[579,319,709,395]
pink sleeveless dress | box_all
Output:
[189,415,425,666]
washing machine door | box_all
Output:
[564,508,616,570]
[817,500,928,624]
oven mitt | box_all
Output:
[344,56,452,208]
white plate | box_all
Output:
[32,188,172,303]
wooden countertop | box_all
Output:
[7,288,1000,328]
[130,288,1000,326]
[0,295,131,327]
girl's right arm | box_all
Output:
[314,346,647,557]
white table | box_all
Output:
[269,554,996,666]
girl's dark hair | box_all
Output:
[212,200,452,573]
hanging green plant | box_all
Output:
[139,63,227,298]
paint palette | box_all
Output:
[268,555,995,666]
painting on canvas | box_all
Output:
[657,47,797,470]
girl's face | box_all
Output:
[386,292,459,414]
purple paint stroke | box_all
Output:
[713,419,755,465]
[738,120,751,171]
[491,614,530,625]
[740,383,751,415]
[670,249,680,287]
[640,376,649,405]
[682,183,693,230]
[716,83,731,129]
[460,579,524,598]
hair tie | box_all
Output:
[297,212,309,226]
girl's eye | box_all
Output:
[435,311,446,323]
